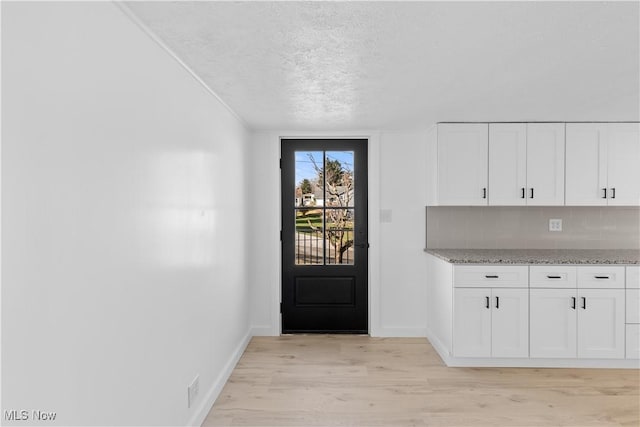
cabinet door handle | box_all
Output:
[521,188,525,199]
[547,275,561,279]
[594,276,610,280]
[602,188,607,199]
[611,188,616,199]
[495,296,499,309]
[581,297,586,309]
[571,297,576,310]
[485,296,490,309]
[482,188,487,199]
[485,275,499,279]
[530,188,534,199]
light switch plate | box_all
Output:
[380,209,392,223]
[549,219,562,232]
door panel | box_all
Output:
[530,289,577,358]
[488,123,527,206]
[453,288,491,357]
[577,289,625,359]
[437,123,488,205]
[527,123,565,206]
[607,123,640,206]
[566,123,608,205]
[491,289,528,358]
[281,139,368,333]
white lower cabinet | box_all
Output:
[530,289,577,358]
[454,288,528,358]
[428,256,637,367]
[530,288,625,359]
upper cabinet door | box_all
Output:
[565,123,608,205]
[527,123,565,206]
[437,124,488,205]
[607,123,640,206]
[488,124,527,206]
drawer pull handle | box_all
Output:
[482,188,487,199]
[547,275,562,279]
[602,188,607,199]
[594,276,610,279]
[485,275,499,279]
[582,297,586,309]
[571,297,576,310]
[521,188,525,199]
[485,296,490,309]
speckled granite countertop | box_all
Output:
[424,249,640,265]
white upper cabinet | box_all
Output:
[607,123,640,206]
[489,124,527,205]
[526,123,566,206]
[488,123,565,206]
[437,123,488,205]
[566,123,640,206]
[432,122,637,206]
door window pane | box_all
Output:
[324,151,354,207]
[295,209,323,265]
[295,151,323,207]
[326,208,355,265]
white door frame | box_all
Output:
[271,131,381,336]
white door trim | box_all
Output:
[273,131,381,336]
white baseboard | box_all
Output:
[250,325,277,336]
[425,328,452,364]
[443,356,640,369]
[374,327,427,338]
[187,329,253,427]
[425,329,640,369]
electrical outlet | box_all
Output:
[187,375,200,408]
[549,219,562,232]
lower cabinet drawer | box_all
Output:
[626,324,640,359]
[530,266,577,288]
[627,289,640,324]
[577,266,625,289]
[453,265,528,288]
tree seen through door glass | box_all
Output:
[294,151,355,265]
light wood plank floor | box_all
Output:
[203,335,639,426]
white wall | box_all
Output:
[248,130,427,337]
[247,132,281,336]
[2,3,250,426]
[378,131,428,336]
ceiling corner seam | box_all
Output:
[112,1,252,131]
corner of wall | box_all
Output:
[187,329,253,427]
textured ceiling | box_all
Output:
[125,1,639,131]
